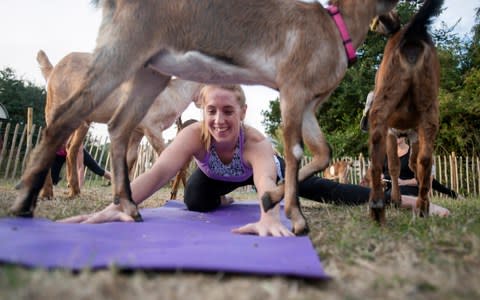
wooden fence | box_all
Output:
[1,121,479,197]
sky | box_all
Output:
[0,0,478,140]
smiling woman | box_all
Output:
[59,84,295,237]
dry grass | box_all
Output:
[0,180,479,300]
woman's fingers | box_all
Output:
[57,207,135,224]
[82,211,135,223]
[232,223,256,235]
[429,203,450,217]
[279,227,295,237]
[232,222,294,237]
[57,214,92,223]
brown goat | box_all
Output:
[322,160,352,184]
[367,0,443,223]
[12,0,400,235]
[36,50,202,198]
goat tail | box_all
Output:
[403,0,444,43]
[36,50,53,81]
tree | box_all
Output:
[0,67,46,126]
[262,1,480,157]
[464,7,480,71]
[435,6,480,156]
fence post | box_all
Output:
[23,121,36,172]
[454,153,459,194]
[434,155,440,197]
[466,156,470,196]
[25,107,33,151]
[12,124,27,179]
[98,136,109,184]
[35,126,43,146]
[473,156,477,197]
[4,123,20,179]
[459,156,463,193]
[475,156,480,196]
[0,122,11,171]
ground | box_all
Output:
[0,181,479,300]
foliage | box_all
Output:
[261,99,280,138]
[262,1,480,157]
[437,68,480,155]
[464,7,480,70]
[0,68,46,126]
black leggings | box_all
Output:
[184,168,255,212]
[51,155,66,185]
[82,148,106,177]
[183,156,376,212]
[432,178,457,198]
[50,148,105,185]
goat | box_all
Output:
[36,50,202,198]
[322,159,352,184]
[11,0,400,235]
[367,0,443,223]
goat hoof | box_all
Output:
[289,209,309,235]
[261,193,277,212]
[292,222,310,236]
[369,199,385,209]
[133,212,143,222]
[370,207,385,225]
[369,199,385,224]
[67,192,80,199]
[9,208,33,218]
[419,210,429,218]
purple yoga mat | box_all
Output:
[0,200,328,279]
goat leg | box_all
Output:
[11,120,77,217]
[386,133,402,207]
[369,125,389,225]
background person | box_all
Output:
[52,143,111,186]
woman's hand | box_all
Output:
[232,213,294,237]
[57,203,135,224]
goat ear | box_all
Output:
[378,14,401,35]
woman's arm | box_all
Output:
[130,124,203,205]
[59,124,204,223]
[232,129,293,237]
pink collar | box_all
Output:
[327,5,357,66]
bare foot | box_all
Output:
[428,203,450,217]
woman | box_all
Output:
[61,85,449,235]
[383,135,420,196]
[383,136,458,199]
[76,146,112,187]
[62,84,293,236]
[52,144,112,185]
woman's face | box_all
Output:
[203,87,246,145]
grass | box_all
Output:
[0,180,479,300]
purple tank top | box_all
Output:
[195,127,253,182]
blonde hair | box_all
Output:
[199,84,246,150]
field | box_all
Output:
[0,180,479,300]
